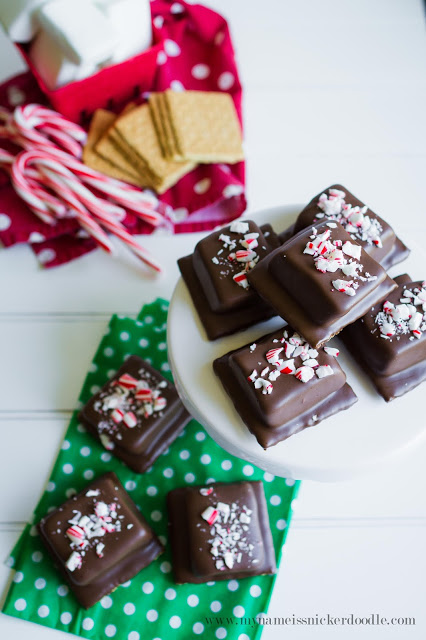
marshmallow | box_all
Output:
[29,31,96,89]
[36,0,119,65]
[96,0,152,64]
[0,0,48,42]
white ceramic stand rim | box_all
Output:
[167,205,426,482]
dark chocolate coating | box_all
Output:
[167,481,276,584]
[248,220,397,348]
[79,356,191,473]
[340,276,426,401]
[38,472,163,608]
[178,223,281,340]
[214,326,357,448]
[294,184,410,269]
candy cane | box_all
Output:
[16,150,161,271]
[12,150,114,252]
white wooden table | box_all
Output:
[1,1,426,638]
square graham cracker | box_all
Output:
[163,90,244,164]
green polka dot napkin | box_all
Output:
[2,299,300,640]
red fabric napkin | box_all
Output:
[0,0,246,268]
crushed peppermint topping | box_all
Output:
[249,329,338,395]
[201,499,254,571]
[65,499,123,572]
[93,367,168,446]
[374,284,426,340]
[316,188,383,247]
[210,222,264,289]
[303,226,376,296]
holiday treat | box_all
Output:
[37,472,163,608]
[167,481,276,583]
[214,326,357,448]
[248,220,397,348]
[148,90,244,164]
[178,220,282,340]
[290,185,410,270]
[79,355,191,473]
[341,274,426,401]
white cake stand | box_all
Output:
[168,205,426,481]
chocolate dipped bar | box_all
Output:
[214,325,357,448]
[341,274,426,401]
[293,185,410,270]
[248,220,398,348]
[167,481,276,584]
[79,355,191,473]
[178,220,281,340]
[38,472,163,608]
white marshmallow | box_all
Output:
[36,0,119,65]
[96,0,152,64]
[0,0,48,42]
[29,30,96,89]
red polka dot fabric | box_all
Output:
[0,0,246,268]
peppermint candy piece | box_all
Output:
[380,321,396,337]
[254,378,273,394]
[200,487,213,496]
[66,525,85,545]
[279,359,296,375]
[118,374,138,389]
[135,388,152,402]
[233,271,249,289]
[409,312,423,331]
[154,396,167,411]
[324,347,339,357]
[284,342,296,358]
[123,411,137,428]
[316,365,334,379]
[66,551,82,572]
[235,249,256,262]
[100,434,115,450]
[111,408,124,424]
[295,366,315,383]
[240,232,259,250]
[332,279,356,296]
[201,506,219,525]
[266,347,283,363]
[230,220,249,234]
[342,241,362,260]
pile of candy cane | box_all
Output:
[0,103,171,272]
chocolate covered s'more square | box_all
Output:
[79,356,191,473]
[293,185,410,270]
[341,274,426,401]
[167,481,276,584]
[178,219,282,340]
[38,472,163,608]
[248,220,397,348]
[214,326,357,448]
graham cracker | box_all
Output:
[112,103,195,193]
[163,90,244,164]
[83,110,144,186]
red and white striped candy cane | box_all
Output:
[12,150,114,252]
[15,149,162,271]
[13,104,86,157]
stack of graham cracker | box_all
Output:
[83,90,244,194]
